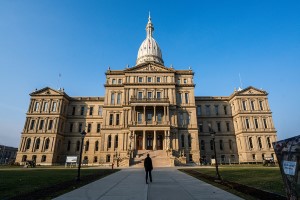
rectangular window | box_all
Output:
[80,106,84,115]
[87,123,91,133]
[217,122,221,132]
[200,140,205,150]
[177,93,182,104]
[117,93,121,104]
[70,123,73,132]
[34,102,39,112]
[43,102,48,112]
[259,101,264,110]
[30,120,35,130]
[147,77,152,82]
[157,113,162,123]
[157,77,161,83]
[263,118,268,128]
[184,79,187,84]
[254,118,259,129]
[147,113,152,122]
[138,113,142,124]
[97,123,101,133]
[78,123,82,132]
[89,107,94,115]
[112,79,116,84]
[39,120,44,130]
[51,102,57,112]
[116,114,120,125]
[199,123,203,132]
[111,93,115,104]
[72,106,76,115]
[177,79,180,84]
[138,92,143,99]
[205,105,210,115]
[185,93,189,104]
[215,105,219,115]
[147,92,152,99]
[226,122,230,131]
[246,119,250,129]
[223,105,227,115]
[98,106,103,116]
[157,92,161,99]
[251,101,255,110]
[109,114,113,125]
[208,123,212,132]
[242,101,247,110]
[179,114,183,125]
[220,140,224,150]
[138,77,143,83]
[48,120,53,130]
[197,106,201,116]
[118,79,122,84]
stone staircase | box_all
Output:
[131,150,172,168]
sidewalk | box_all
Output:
[55,168,242,200]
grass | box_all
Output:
[180,166,285,197]
[0,167,118,200]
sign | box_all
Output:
[283,161,297,176]
[66,156,78,163]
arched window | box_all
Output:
[200,140,205,150]
[35,138,40,150]
[67,140,71,151]
[26,138,31,150]
[85,141,89,151]
[210,140,214,150]
[229,139,232,150]
[181,135,185,147]
[267,137,271,148]
[106,155,111,162]
[95,141,99,151]
[22,155,27,162]
[262,153,265,160]
[188,135,191,148]
[84,156,88,161]
[32,155,37,161]
[93,156,98,163]
[41,155,46,162]
[219,140,223,150]
[249,137,253,149]
[45,138,50,150]
[76,141,80,151]
[115,135,119,148]
[258,137,262,149]
[108,135,112,148]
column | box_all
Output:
[143,130,146,150]
[134,130,136,150]
[167,106,169,123]
[143,106,146,124]
[154,106,156,123]
[164,106,166,123]
[153,130,157,150]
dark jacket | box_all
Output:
[144,156,153,171]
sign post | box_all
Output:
[65,156,78,168]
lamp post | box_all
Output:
[210,128,221,180]
[77,130,86,181]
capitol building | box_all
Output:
[16,15,277,167]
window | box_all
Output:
[157,77,161,82]
[118,79,122,84]
[220,140,224,150]
[35,138,40,150]
[85,141,89,151]
[229,140,232,150]
[69,123,73,132]
[138,92,143,99]
[30,120,35,130]
[179,113,183,125]
[199,123,203,132]
[177,93,182,104]
[208,123,212,132]
[197,106,201,116]
[147,92,152,99]
[89,107,94,115]
[147,113,152,122]
[34,102,40,112]
[263,119,268,128]
[48,120,53,130]
[98,106,103,116]
[67,140,71,151]
[72,106,76,115]
[97,123,101,133]
[43,102,48,112]
[52,102,57,112]
[242,101,247,110]
[95,141,99,151]
[147,77,152,82]
[76,141,80,151]
[259,101,264,110]
[80,106,84,115]
[262,153,265,160]
[157,92,161,99]
[214,105,219,115]
[184,79,187,84]
[112,79,116,84]
[181,135,185,147]
[177,79,180,84]
[245,119,250,129]
[249,137,253,149]
[138,113,142,124]
[78,123,82,132]
[210,140,214,150]
[87,123,91,133]
[26,138,31,150]
[251,101,255,110]
[39,120,44,130]
[186,113,190,125]
[157,113,162,123]
[108,135,112,148]
[45,138,50,150]
[185,93,189,104]
[223,105,227,115]
[115,135,119,148]
[117,93,121,104]
[109,114,113,125]
[200,140,205,150]
[217,122,221,132]
[252,154,256,160]
[205,105,210,115]
[111,93,115,104]
[221,155,225,163]
[22,155,27,162]
[188,135,191,148]
[138,77,143,83]
[254,119,259,129]
[116,114,120,125]
[267,137,271,148]
[94,156,98,163]
[106,155,111,162]
[230,155,235,163]
[41,155,46,162]
[258,137,262,149]
[226,122,230,132]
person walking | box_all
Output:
[144,153,153,184]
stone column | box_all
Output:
[164,106,166,123]
[143,130,146,150]
[153,130,157,150]
[167,106,169,123]
[154,106,156,123]
[143,106,146,124]
[134,130,136,150]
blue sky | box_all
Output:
[0,0,299,147]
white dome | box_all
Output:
[136,15,164,65]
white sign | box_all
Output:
[66,156,78,163]
[283,160,297,175]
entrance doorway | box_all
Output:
[147,134,153,150]
[136,134,143,150]
[157,134,163,150]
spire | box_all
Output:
[146,12,154,38]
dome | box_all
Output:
[136,14,164,65]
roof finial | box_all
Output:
[148,11,151,22]
[146,12,154,38]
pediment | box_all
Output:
[237,86,267,95]
[125,62,174,72]
[30,87,64,96]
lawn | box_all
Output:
[0,167,118,199]
[180,166,285,197]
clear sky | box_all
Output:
[0,0,299,147]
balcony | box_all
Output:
[130,97,170,103]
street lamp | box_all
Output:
[209,126,221,180]
[77,130,87,181]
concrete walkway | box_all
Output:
[55,168,243,200]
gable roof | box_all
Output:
[230,86,268,99]
[124,62,175,73]
[30,87,66,96]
